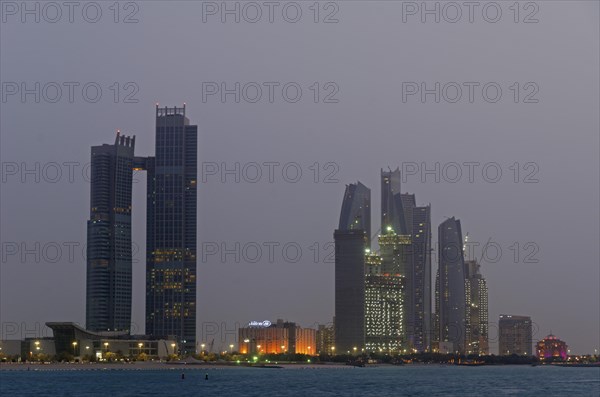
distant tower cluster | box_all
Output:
[334,168,435,354]
[86,105,198,355]
[334,167,495,355]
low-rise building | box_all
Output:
[238,319,316,355]
[537,334,568,361]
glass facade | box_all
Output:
[146,105,197,355]
[334,229,367,354]
[86,133,135,332]
[338,182,371,245]
[381,168,407,235]
[411,205,432,352]
[437,217,467,354]
[334,182,370,353]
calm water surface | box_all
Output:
[1,366,598,397]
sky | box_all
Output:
[0,1,598,354]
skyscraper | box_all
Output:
[381,168,407,234]
[411,205,432,352]
[437,217,467,354]
[86,132,135,333]
[365,272,404,352]
[338,181,371,244]
[334,182,370,353]
[464,259,489,355]
[145,105,198,355]
[499,314,532,356]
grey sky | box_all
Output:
[1,1,598,354]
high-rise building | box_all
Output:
[400,194,416,235]
[334,182,370,354]
[381,168,407,234]
[316,322,335,355]
[339,182,371,245]
[380,171,432,352]
[365,272,404,352]
[464,259,488,355]
[498,315,532,356]
[411,205,432,352]
[144,105,198,355]
[364,229,409,353]
[334,229,367,354]
[86,132,135,333]
[437,217,467,354]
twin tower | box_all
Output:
[85,105,198,355]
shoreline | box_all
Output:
[0,362,355,371]
[2,362,596,371]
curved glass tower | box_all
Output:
[334,182,370,353]
[437,217,467,354]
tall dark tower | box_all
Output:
[146,105,198,355]
[437,217,467,354]
[411,205,432,352]
[86,132,135,332]
[334,182,370,353]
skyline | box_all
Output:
[0,108,594,354]
[1,2,599,356]
[0,122,597,353]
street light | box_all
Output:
[72,341,78,357]
[200,343,205,355]
[229,344,234,354]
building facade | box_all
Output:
[365,273,404,352]
[437,217,467,354]
[145,105,198,355]
[47,322,177,359]
[334,182,370,354]
[381,168,407,234]
[464,259,489,355]
[498,315,532,355]
[536,334,568,361]
[316,323,334,355]
[86,132,135,333]
[334,229,367,354]
[410,205,432,352]
[338,181,371,244]
[238,320,316,355]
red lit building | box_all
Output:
[536,334,568,361]
[238,319,316,355]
